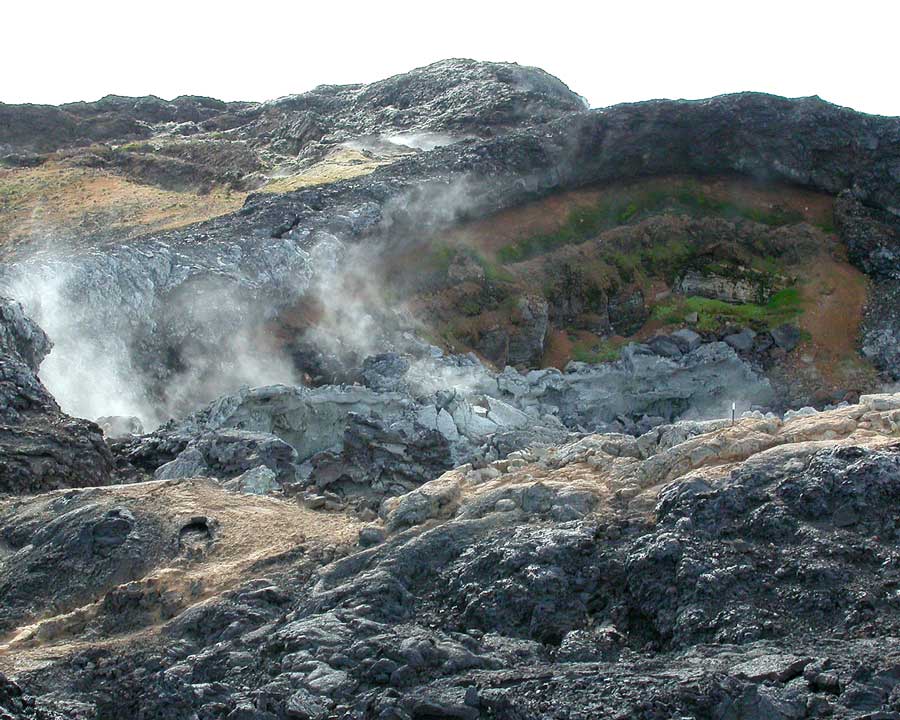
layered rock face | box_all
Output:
[1,60,900,720]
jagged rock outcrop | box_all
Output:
[242,59,586,156]
[1,59,584,167]
[496,341,774,429]
[112,340,772,505]
[506,295,549,366]
[153,429,299,488]
[835,190,900,280]
[0,95,233,154]
[0,297,114,493]
[3,395,900,718]
[835,190,900,378]
[115,367,569,500]
[678,269,768,304]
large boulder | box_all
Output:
[678,270,765,304]
[309,411,453,499]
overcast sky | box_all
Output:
[3,0,898,116]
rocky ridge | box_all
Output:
[1,59,584,197]
[2,79,898,424]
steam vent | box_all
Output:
[2,59,900,718]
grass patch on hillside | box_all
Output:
[116,141,155,153]
[424,241,516,284]
[423,242,457,276]
[600,238,699,285]
[653,287,803,332]
[496,181,807,264]
[479,256,517,284]
[0,181,24,207]
[816,211,836,234]
[260,148,392,193]
[570,335,625,363]
[0,162,247,250]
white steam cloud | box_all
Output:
[2,175,484,430]
[7,263,160,426]
[153,278,299,423]
[301,233,388,363]
[383,132,462,151]
[5,264,301,430]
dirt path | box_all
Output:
[793,253,874,392]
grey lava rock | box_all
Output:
[724,328,757,353]
[770,323,802,352]
[155,429,298,486]
[646,335,684,359]
[0,296,115,493]
[670,328,703,353]
[359,353,411,391]
[835,190,900,281]
[507,295,550,366]
[3,59,900,720]
[358,526,387,547]
[678,269,764,304]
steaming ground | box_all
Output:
[0,170,885,434]
[5,271,300,430]
[0,175,489,429]
[5,262,157,425]
[1,235,425,429]
[3,260,297,429]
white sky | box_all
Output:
[3,0,898,116]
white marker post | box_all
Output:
[732,401,736,426]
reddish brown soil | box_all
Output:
[0,161,245,253]
[792,253,874,393]
[542,329,576,369]
[299,176,865,384]
[441,175,835,260]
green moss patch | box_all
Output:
[653,288,804,332]
[496,181,807,264]
[570,335,625,363]
[423,242,516,284]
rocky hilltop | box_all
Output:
[1,60,900,719]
